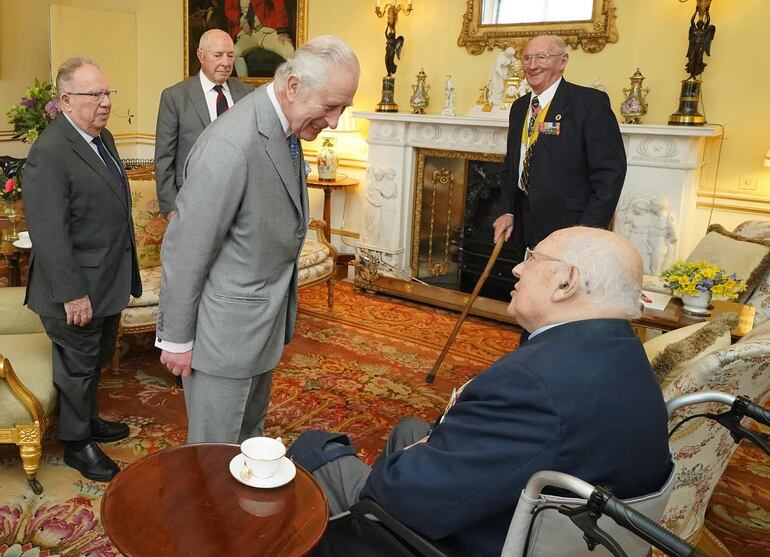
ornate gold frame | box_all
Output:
[457,0,619,55]
[183,0,309,87]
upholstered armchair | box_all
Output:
[0,287,56,494]
[659,321,770,555]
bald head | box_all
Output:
[509,227,643,332]
[197,29,235,84]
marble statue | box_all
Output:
[487,47,515,108]
[619,196,678,275]
[442,74,456,116]
[364,166,398,249]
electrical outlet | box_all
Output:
[738,175,758,191]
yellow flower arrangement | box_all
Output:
[660,259,746,300]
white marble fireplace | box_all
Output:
[353,110,721,280]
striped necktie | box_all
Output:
[213,85,228,117]
[520,96,541,194]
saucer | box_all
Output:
[12,239,31,249]
[229,454,296,488]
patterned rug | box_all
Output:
[0,282,767,556]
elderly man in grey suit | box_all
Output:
[23,57,142,481]
[156,35,360,443]
[154,28,253,218]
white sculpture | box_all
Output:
[364,166,398,249]
[442,74,456,116]
[487,47,515,108]
[618,196,678,275]
[591,75,608,93]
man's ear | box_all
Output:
[286,75,300,102]
[196,48,205,64]
[551,266,580,302]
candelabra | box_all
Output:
[374,0,414,112]
[670,0,716,125]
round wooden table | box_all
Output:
[101,443,329,557]
[305,173,359,241]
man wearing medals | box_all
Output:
[493,35,626,260]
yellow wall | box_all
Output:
[1,0,769,200]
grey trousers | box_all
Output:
[182,369,273,443]
[313,417,431,515]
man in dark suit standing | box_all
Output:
[493,35,626,258]
[23,57,142,482]
[155,28,253,218]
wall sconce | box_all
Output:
[670,0,716,126]
[374,0,414,112]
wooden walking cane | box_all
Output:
[426,235,506,383]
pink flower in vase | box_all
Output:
[4,178,15,193]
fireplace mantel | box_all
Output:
[352,111,721,317]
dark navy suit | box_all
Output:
[361,319,671,557]
[501,79,627,255]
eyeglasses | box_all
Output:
[523,247,569,265]
[66,90,117,100]
[522,53,565,65]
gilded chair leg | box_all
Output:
[20,441,43,494]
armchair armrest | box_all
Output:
[308,218,338,259]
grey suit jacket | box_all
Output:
[154,75,253,214]
[156,86,307,378]
[23,115,142,319]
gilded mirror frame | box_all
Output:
[458,0,618,55]
[184,0,308,87]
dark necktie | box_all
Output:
[213,85,228,117]
[288,134,301,182]
[92,136,123,183]
[520,96,541,193]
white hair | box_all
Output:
[274,35,360,95]
[561,229,643,318]
[56,56,100,96]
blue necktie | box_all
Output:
[288,134,301,182]
[92,136,123,184]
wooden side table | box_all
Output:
[101,443,329,557]
[306,173,359,242]
[636,298,755,340]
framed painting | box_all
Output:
[184,0,308,87]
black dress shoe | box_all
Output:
[90,418,130,442]
[63,441,120,482]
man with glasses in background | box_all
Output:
[23,57,142,482]
[493,35,626,262]
[291,227,671,556]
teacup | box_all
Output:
[240,436,285,479]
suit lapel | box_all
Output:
[508,93,530,172]
[188,76,211,127]
[228,78,249,103]
[254,88,304,218]
[57,117,129,212]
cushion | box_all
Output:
[644,312,738,387]
[129,179,167,269]
[0,287,44,335]
[733,221,770,326]
[299,239,332,269]
[128,266,162,307]
[120,304,159,329]
[0,333,56,424]
[298,258,335,286]
[686,224,770,302]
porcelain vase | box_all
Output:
[681,290,712,316]
[316,137,338,181]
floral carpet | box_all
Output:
[0,282,767,556]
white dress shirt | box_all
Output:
[199,72,235,121]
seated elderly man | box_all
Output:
[293,226,672,557]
